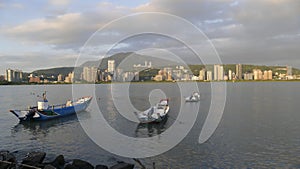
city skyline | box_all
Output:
[3,62,298,84]
[0,0,300,74]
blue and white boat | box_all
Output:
[10,92,92,121]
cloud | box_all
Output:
[231,0,300,38]
[1,2,131,50]
[3,13,97,49]
[135,0,235,21]
[1,0,300,70]
[0,2,5,8]
[0,2,24,9]
[48,0,71,6]
[11,3,24,9]
[0,51,78,73]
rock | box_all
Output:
[0,151,16,163]
[22,152,46,166]
[44,164,56,169]
[6,153,16,163]
[50,155,65,168]
[0,150,9,161]
[109,162,134,169]
[0,161,14,169]
[64,164,79,169]
[72,159,94,169]
[95,164,108,169]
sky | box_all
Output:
[0,0,300,74]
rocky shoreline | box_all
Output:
[0,150,135,169]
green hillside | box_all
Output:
[188,64,300,76]
[31,67,77,77]
[30,52,300,78]
[80,52,180,71]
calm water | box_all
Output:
[0,82,300,168]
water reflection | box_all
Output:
[11,111,91,136]
[135,116,168,137]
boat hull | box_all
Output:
[185,98,200,102]
[10,96,92,121]
[185,92,201,102]
[136,99,169,124]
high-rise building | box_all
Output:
[267,70,273,80]
[5,69,23,82]
[214,65,218,80]
[236,64,243,80]
[262,70,273,80]
[6,69,14,82]
[164,67,173,81]
[228,70,232,80]
[57,74,63,82]
[172,69,182,81]
[183,74,191,81]
[83,67,98,82]
[199,69,206,81]
[214,64,224,81]
[65,72,74,83]
[263,70,270,80]
[253,69,263,80]
[244,73,254,80]
[206,71,213,81]
[219,65,224,81]
[108,60,115,73]
[14,70,22,82]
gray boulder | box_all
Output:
[50,155,65,168]
[44,164,56,169]
[0,151,16,163]
[22,151,46,166]
[0,161,15,169]
[95,164,108,169]
[64,164,78,169]
[65,159,94,169]
[109,162,134,169]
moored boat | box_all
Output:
[9,92,92,121]
[185,92,200,102]
[135,99,169,123]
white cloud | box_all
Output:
[0,2,5,8]
[11,3,24,9]
[1,2,131,49]
[3,13,97,48]
[0,2,24,9]
[1,0,300,69]
[232,0,300,37]
[49,0,71,6]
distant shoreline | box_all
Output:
[1,80,300,85]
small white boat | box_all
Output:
[185,92,200,102]
[135,99,169,123]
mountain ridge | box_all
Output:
[30,52,300,77]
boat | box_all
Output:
[135,99,169,123]
[185,92,200,102]
[9,92,92,121]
